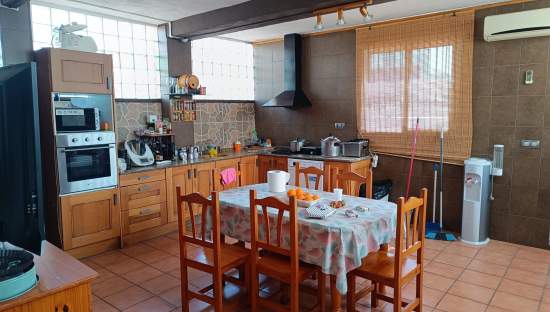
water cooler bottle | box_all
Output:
[461,158,492,245]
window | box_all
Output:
[30,4,161,99]
[356,12,474,163]
[192,38,254,101]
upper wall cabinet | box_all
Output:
[37,48,113,94]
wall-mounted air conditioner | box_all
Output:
[484,7,550,42]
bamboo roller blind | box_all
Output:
[356,12,474,164]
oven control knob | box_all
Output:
[97,137,103,141]
[84,137,89,142]
[71,138,78,143]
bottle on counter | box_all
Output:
[234,140,241,153]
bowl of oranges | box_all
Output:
[287,188,321,207]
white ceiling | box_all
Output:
[220,0,509,42]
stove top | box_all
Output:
[271,147,322,156]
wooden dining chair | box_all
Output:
[330,167,373,198]
[176,189,250,312]
[346,188,428,312]
[249,189,325,312]
[212,164,242,191]
[294,161,325,190]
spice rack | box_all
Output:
[170,97,196,122]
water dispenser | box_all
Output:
[461,158,492,245]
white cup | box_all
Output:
[333,188,343,201]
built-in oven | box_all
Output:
[55,107,100,132]
[56,131,117,195]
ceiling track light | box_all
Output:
[336,9,345,26]
[314,14,324,31]
[359,4,374,22]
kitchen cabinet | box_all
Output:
[119,169,168,236]
[46,48,113,94]
[59,188,120,250]
[324,159,372,196]
[258,155,288,183]
[192,162,214,197]
[214,158,242,190]
[240,156,258,186]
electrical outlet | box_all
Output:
[334,122,345,129]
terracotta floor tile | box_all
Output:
[540,302,550,312]
[510,257,549,275]
[475,249,514,266]
[436,294,487,312]
[425,240,451,251]
[106,258,147,275]
[93,267,116,285]
[150,256,181,273]
[424,272,455,292]
[159,286,183,307]
[122,296,174,312]
[120,243,156,258]
[490,291,539,312]
[447,280,494,304]
[103,286,154,310]
[485,306,509,312]
[467,259,507,276]
[443,244,479,258]
[516,247,550,263]
[543,288,550,304]
[123,265,164,284]
[93,295,118,312]
[402,283,445,308]
[144,236,179,251]
[141,274,181,295]
[497,278,543,301]
[458,269,502,289]
[82,258,103,270]
[434,252,472,268]
[423,248,441,261]
[93,276,133,298]
[485,241,519,257]
[505,268,547,287]
[134,249,172,264]
[90,250,132,267]
[425,261,465,279]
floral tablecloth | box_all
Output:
[218,183,397,294]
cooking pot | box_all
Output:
[321,135,341,157]
[289,138,306,152]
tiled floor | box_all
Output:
[85,232,550,311]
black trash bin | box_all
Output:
[360,179,392,200]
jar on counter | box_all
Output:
[234,141,241,153]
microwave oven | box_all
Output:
[55,107,100,132]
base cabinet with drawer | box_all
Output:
[258,155,287,183]
[59,188,120,251]
[119,169,168,238]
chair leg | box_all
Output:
[181,264,190,312]
[371,282,378,308]
[393,285,401,312]
[415,273,423,312]
[250,267,258,312]
[213,271,224,312]
[319,272,326,312]
[290,280,299,312]
[346,274,356,312]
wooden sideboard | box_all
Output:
[0,241,97,312]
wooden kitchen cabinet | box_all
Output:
[169,165,193,223]
[240,156,258,186]
[257,155,288,183]
[324,159,372,196]
[59,188,120,250]
[192,162,214,197]
[48,48,113,94]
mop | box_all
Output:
[425,163,441,237]
[426,129,457,241]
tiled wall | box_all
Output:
[114,101,162,142]
[472,1,550,248]
[254,31,357,146]
[194,102,256,149]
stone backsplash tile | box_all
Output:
[115,100,162,142]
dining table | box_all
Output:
[217,183,398,312]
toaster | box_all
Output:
[341,139,369,157]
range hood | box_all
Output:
[263,34,311,108]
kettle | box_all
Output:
[321,135,341,157]
[267,170,290,193]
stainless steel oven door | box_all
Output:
[57,144,118,194]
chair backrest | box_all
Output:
[176,188,221,264]
[330,167,373,198]
[294,161,324,190]
[249,189,298,268]
[212,164,242,191]
[394,188,428,280]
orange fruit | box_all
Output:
[304,194,313,201]
[297,194,305,200]
[312,194,320,200]
[287,189,296,197]
[295,188,304,196]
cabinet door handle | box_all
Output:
[194,168,197,178]
[138,185,151,192]
[187,169,191,179]
[113,193,118,205]
[138,175,151,181]
[140,208,153,215]
[63,304,69,312]
[106,76,111,90]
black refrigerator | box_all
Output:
[0,62,45,254]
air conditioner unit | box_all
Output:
[484,7,550,42]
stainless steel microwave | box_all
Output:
[55,107,100,132]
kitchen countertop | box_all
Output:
[119,147,371,175]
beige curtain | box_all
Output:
[356,12,474,164]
